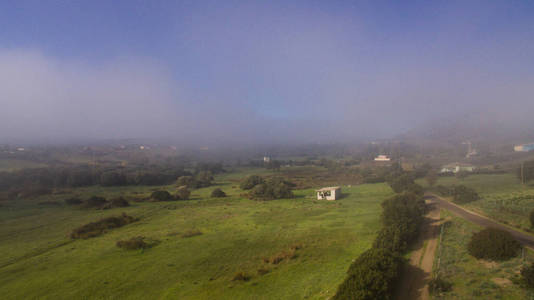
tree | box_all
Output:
[150,190,173,201]
[521,263,534,288]
[467,228,521,261]
[176,186,190,200]
[240,175,265,190]
[452,185,478,204]
[333,248,402,300]
[211,188,226,198]
[530,209,534,228]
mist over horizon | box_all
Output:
[2,1,534,145]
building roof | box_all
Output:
[316,186,341,192]
[442,162,475,168]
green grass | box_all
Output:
[0,170,393,299]
[419,173,534,230]
[433,210,533,299]
[0,159,47,171]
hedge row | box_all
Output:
[333,192,425,299]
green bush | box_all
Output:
[333,248,402,300]
[211,188,226,198]
[82,196,107,208]
[116,236,148,250]
[530,209,534,228]
[428,277,452,295]
[452,185,479,204]
[70,213,138,239]
[102,197,130,209]
[248,177,294,200]
[176,186,190,200]
[150,190,173,201]
[467,228,521,261]
[239,175,265,190]
[521,262,534,288]
[64,197,83,205]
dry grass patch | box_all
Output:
[181,229,203,238]
[232,272,251,281]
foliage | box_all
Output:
[210,188,226,198]
[64,197,83,205]
[70,213,138,239]
[467,228,521,261]
[425,172,438,187]
[82,196,108,208]
[518,160,534,183]
[102,197,130,209]
[176,186,190,200]
[451,185,479,204]
[100,171,127,186]
[176,172,213,189]
[428,277,452,295]
[248,177,294,200]
[521,263,534,289]
[116,236,149,250]
[333,248,402,300]
[150,190,173,201]
[239,175,265,190]
[530,209,534,228]
[387,173,423,196]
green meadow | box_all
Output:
[434,210,533,299]
[420,173,534,230]
[0,170,393,299]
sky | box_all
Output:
[1,0,534,144]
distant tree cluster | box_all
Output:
[150,188,190,201]
[451,185,479,204]
[240,175,295,200]
[176,171,213,189]
[467,228,521,261]
[386,172,424,196]
[210,188,226,198]
[518,160,534,183]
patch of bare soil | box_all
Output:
[492,277,512,287]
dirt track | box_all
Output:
[427,194,534,250]
[395,201,441,300]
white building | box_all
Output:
[316,187,341,200]
[440,163,476,174]
[374,155,391,161]
[515,143,534,152]
[263,156,271,163]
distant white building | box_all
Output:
[515,143,534,152]
[374,155,391,161]
[263,156,271,163]
[16,147,25,151]
[440,163,476,174]
[316,187,341,200]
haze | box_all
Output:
[1,1,534,144]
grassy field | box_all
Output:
[419,173,534,230]
[0,169,393,299]
[433,210,533,299]
[0,159,47,172]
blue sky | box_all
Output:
[1,1,534,143]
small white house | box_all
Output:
[374,155,391,161]
[263,156,271,163]
[316,187,341,200]
[440,163,476,174]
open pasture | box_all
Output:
[0,170,392,299]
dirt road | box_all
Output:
[395,200,441,300]
[426,194,534,250]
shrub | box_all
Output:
[116,236,150,250]
[232,272,250,281]
[428,277,452,295]
[249,177,294,200]
[452,185,479,204]
[70,213,138,239]
[521,262,534,288]
[150,190,173,201]
[333,248,402,300]
[211,188,226,198]
[83,196,107,208]
[530,209,534,228]
[181,229,202,238]
[240,175,265,190]
[257,268,270,275]
[38,200,60,206]
[64,197,83,205]
[176,186,190,200]
[467,228,521,261]
[102,197,130,209]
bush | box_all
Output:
[240,175,265,190]
[70,213,138,239]
[83,196,107,208]
[181,229,202,238]
[248,177,294,200]
[102,197,130,209]
[467,228,521,261]
[64,197,83,205]
[452,185,479,204]
[150,190,173,201]
[176,186,190,200]
[521,262,534,288]
[530,209,534,228]
[116,236,155,250]
[428,277,452,295]
[333,248,402,300]
[232,272,251,281]
[211,188,226,198]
